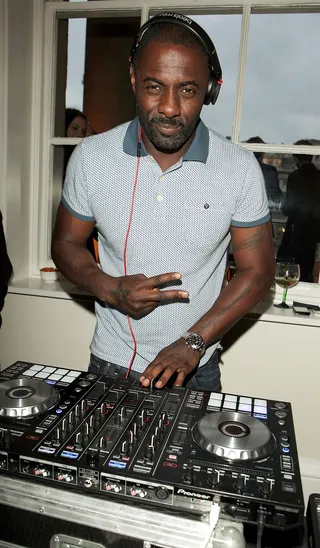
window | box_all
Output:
[39,0,320,287]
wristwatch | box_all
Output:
[182,332,206,357]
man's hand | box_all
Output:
[139,338,200,388]
[107,272,188,319]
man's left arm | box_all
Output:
[140,151,274,388]
[140,221,274,388]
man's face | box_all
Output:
[130,41,209,152]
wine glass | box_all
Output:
[274,260,300,308]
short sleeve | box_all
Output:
[231,153,270,227]
[61,143,95,221]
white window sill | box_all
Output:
[8,277,92,300]
[7,277,320,327]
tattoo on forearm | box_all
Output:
[232,224,267,252]
[110,280,130,305]
[200,274,260,330]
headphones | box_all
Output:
[129,12,223,106]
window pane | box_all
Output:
[185,13,242,138]
[249,149,320,284]
[54,15,141,137]
[241,12,320,145]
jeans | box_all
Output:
[89,349,221,393]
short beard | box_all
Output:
[137,105,200,153]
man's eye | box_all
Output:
[147,85,160,90]
[182,88,196,94]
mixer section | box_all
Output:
[0,361,304,530]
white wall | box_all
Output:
[0,293,95,370]
[3,0,37,279]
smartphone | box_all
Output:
[292,305,311,316]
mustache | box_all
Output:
[151,117,184,128]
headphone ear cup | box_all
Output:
[204,76,214,105]
[205,79,221,106]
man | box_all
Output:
[246,136,282,210]
[0,211,13,327]
[52,13,274,391]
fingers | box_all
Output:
[146,272,182,288]
[173,370,186,387]
[156,288,189,301]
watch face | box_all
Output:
[187,333,204,350]
[188,334,201,347]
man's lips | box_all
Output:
[154,122,182,135]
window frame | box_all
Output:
[37,0,320,295]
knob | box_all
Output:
[100,402,106,415]
[114,413,121,425]
[149,378,155,395]
[61,418,67,432]
[83,422,89,436]
[144,445,154,460]
[3,430,11,448]
[81,399,87,411]
[210,470,220,487]
[87,452,98,467]
[76,432,82,444]
[94,408,101,422]
[53,427,61,442]
[89,415,95,429]
[120,407,127,420]
[99,436,105,450]
[155,486,169,500]
[68,411,74,425]
[235,475,246,491]
[121,441,128,456]
[184,465,194,483]
[260,479,272,496]
[74,404,80,417]
[129,430,134,444]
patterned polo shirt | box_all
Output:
[62,118,270,373]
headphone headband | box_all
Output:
[129,12,223,105]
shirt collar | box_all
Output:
[123,117,209,163]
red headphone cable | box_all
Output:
[124,126,142,378]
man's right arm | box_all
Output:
[51,203,109,300]
[51,203,188,318]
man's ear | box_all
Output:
[129,64,136,94]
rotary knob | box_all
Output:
[235,475,246,492]
[260,479,272,496]
[210,470,220,487]
[144,445,154,460]
[184,465,194,483]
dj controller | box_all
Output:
[0,361,304,533]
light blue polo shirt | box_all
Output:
[62,118,270,373]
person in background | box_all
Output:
[52,13,274,391]
[247,136,282,210]
[65,108,88,138]
[0,211,13,327]
[63,109,97,261]
[278,140,320,282]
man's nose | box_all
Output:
[158,88,181,118]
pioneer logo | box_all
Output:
[177,488,211,500]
